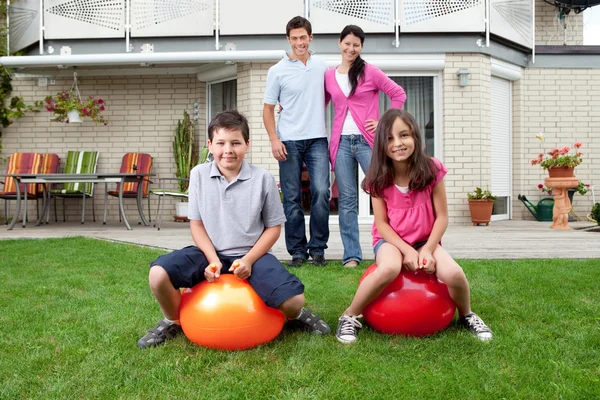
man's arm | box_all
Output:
[263,103,287,161]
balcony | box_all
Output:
[8,0,534,57]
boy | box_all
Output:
[138,110,330,348]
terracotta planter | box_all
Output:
[468,199,495,226]
[548,167,574,178]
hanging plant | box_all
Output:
[44,72,108,125]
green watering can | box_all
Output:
[517,194,554,222]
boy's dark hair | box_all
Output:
[207,110,250,142]
[286,16,312,36]
[362,109,437,197]
[339,25,366,97]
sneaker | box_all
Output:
[336,314,363,344]
[295,308,331,335]
[460,312,493,341]
[137,319,183,348]
[343,260,359,269]
[310,254,327,266]
[287,257,306,267]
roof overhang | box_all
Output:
[0,50,286,69]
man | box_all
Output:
[263,16,330,267]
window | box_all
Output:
[208,79,237,121]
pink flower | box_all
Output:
[100,105,105,111]
[82,108,88,115]
[538,184,543,189]
[559,146,570,155]
[576,151,583,156]
[574,142,582,148]
[97,99,104,104]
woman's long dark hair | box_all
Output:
[339,25,366,96]
[362,109,437,198]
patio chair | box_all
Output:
[37,153,61,223]
[49,150,99,224]
[103,152,153,225]
[0,152,43,224]
[150,177,189,230]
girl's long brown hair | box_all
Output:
[362,109,437,198]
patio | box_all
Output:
[1,219,598,260]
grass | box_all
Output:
[1,237,599,399]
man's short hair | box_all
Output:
[208,110,250,142]
[286,16,312,37]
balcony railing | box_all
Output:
[8,0,534,55]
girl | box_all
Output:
[325,25,406,269]
[335,109,492,344]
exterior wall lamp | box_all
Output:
[457,68,471,86]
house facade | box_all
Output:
[1,0,598,225]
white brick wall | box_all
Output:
[536,0,584,46]
[443,54,492,225]
[1,74,205,223]
[513,67,599,220]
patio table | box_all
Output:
[1,173,154,230]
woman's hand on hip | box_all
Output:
[365,119,378,133]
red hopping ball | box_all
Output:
[179,274,285,350]
[360,264,456,337]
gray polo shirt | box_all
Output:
[187,160,286,256]
[264,51,327,141]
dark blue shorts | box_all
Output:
[150,246,304,309]
[373,239,429,258]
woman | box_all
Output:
[325,25,407,269]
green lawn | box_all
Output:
[1,237,598,399]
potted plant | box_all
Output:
[173,110,199,218]
[467,187,497,226]
[530,133,583,177]
[44,91,107,125]
[43,73,108,125]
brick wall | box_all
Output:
[536,0,584,46]
[1,74,205,223]
[514,67,599,220]
[443,54,492,225]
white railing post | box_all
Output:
[395,0,399,48]
[215,0,220,50]
[39,0,45,54]
[125,0,130,52]
[6,0,9,55]
[485,0,490,47]
[305,0,309,19]
[532,0,535,63]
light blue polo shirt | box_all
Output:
[264,51,327,141]
[187,160,286,256]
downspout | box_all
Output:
[485,0,490,47]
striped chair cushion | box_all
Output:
[0,152,43,197]
[36,154,60,192]
[107,153,153,197]
[50,151,99,196]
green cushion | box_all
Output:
[61,151,99,195]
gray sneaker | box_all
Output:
[137,319,183,348]
[336,314,363,344]
[460,313,493,341]
[296,308,331,335]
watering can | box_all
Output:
[517,194,554,222]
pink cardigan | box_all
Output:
[325,64,406,170]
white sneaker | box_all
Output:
[335,314,363,344]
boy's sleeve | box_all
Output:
[263,67,280,105]
[262,174,286,227]
[187,166,202,221]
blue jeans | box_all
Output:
[334,134,372,264]
[280,138,330,259]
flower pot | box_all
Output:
[175,202,188,218]
[67,109,82,123]
[548,167,574,178]
[468,199,495,226]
